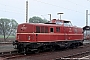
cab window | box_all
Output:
[50,28,54,32]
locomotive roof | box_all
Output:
[19,23,61,26]
[18,19,71,27]
[19,23,68,27]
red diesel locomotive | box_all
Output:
[13,19,84,54]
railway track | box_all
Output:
[0,42,12,44]
[1,54,24,60]
[56,50,90,60]
[0,50,18,55]
[0,43,90,60]
[0,50,25,60]
[54,44,90,60]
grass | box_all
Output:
[0,35,15,38]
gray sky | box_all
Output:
[0,0,90,27]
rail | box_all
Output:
[56,50,90,60]
[0,50,26,60]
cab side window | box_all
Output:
[41,26,44,33]
[45,27,48,33]
[56,27,60,32]
[36,26,40,33]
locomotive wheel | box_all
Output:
[23,47,29,55]
[79,43,83,46]
[18,49,21,53]
[50,46,55,51]
[73,43,79,48]
[18,48,23,53]
[24,48,26,55]
[69,43,77,49]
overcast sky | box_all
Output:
[0,0,90,27]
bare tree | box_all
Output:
[0,18,18,41]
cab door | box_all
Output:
[64,21,73,40]
[64,26,69,40]
[36,26,40,42]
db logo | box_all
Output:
[21,25,27,30]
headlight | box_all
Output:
[17,35,19,39]
[28,36,30,40]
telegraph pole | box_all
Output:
[86,10,90,26]
[86,10,90,37]
[26,0,28,23]
[48,14,51,21]
[86,10,88,26]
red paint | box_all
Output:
[16,19,83,43]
